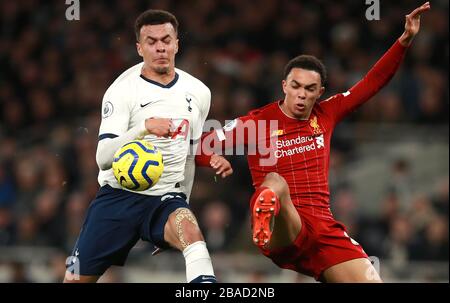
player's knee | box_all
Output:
[180,220,203,243]
[264,172,289,199]
[166,208,203,250]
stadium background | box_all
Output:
[0,0,447,282]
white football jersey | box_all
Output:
[97,62,210,198]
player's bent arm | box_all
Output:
[194,126,236,167]
[96,120,148,170]
[195,116,253,167]
[96,117,173,170]
[194,132,217,167]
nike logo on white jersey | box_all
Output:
[140,100,162,108]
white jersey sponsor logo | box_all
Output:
[274,134,325,159]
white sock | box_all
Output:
[182,241,216,283]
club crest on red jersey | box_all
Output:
[309,116,323,135]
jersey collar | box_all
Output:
[140,72,179,88]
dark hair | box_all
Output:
[283,55,327,86]
[134,9,179,41]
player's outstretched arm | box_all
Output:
[322,2,431,124]
[398,2,431,47]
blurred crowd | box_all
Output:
[0,0,448,282]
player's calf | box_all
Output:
[164,208,217,283]
[172,207,203,249]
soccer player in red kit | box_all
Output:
[196,3,431,282]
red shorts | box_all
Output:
[259,206,368,281]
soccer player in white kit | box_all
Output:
[64,9,232,283]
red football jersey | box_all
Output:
[197,40,408,209]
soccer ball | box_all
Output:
[112,140,164,191]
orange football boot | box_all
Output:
[251,188,280,248]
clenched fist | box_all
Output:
[145,118,173,137]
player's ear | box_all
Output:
[282,80,288,94]
[175,38,179,55]
[318,86,325,98]
[136,42,143,57]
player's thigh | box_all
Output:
[322,258,382,283]
[69,215,140,276]
[68,187,145,276]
